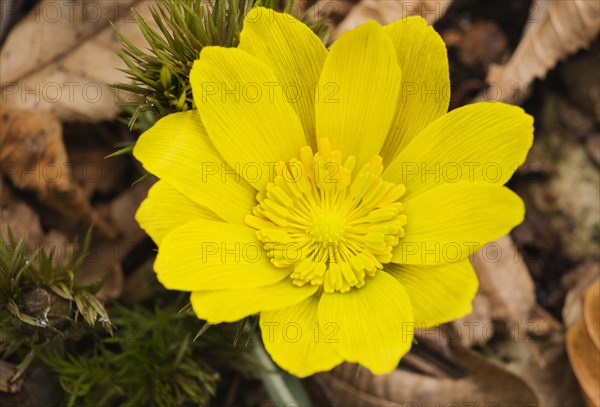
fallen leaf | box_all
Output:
[493,330,585,407]
[478,0,600,104]
[0,109,113,239]
[334,0,452,37]
[0,0,155,122]
[317,333,540,406]
[566,281,600,407]
[471,235,537,328]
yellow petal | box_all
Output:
[316,20,401,171]
[136,180,221,245]
[191,279,318,324]
[239,8,327,146]
[190,47,306,190]
[317,272,413,374]
[380,17,450,163]
[155,219,286,291]
[261,295,343,377]
[133,111,255,224]
[384,103,534,200]
[386,260,478,328]
[392,183,525,264]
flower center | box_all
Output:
[310,210,346,243]
[245,138,407,293]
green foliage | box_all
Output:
[113,0,330,127]
[39,299,257,406]
[0,229,112,385]
[0,229,112,352]
[0,230,259,405]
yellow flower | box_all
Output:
[134,8,533,377]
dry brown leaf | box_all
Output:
[334,0,452,37]
[566,281,600,407]
[470,235,537,328]
[0,0,153,122]
[478,0,600,104]
[317,336,540,406]
[0,109,113,239]
[493,330,585,407]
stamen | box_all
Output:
[245,138,406,293]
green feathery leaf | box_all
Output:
[113,0,330,128]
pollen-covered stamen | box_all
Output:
[245,138,407,293]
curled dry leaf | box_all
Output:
[0,109,113,239]
[334,0,452,37]
[478,0,600,104]
[0,0,155,122]
[566,280,600,407]
[317,333,539,406]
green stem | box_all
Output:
[11,347,36,383]
[251,338,313,407]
